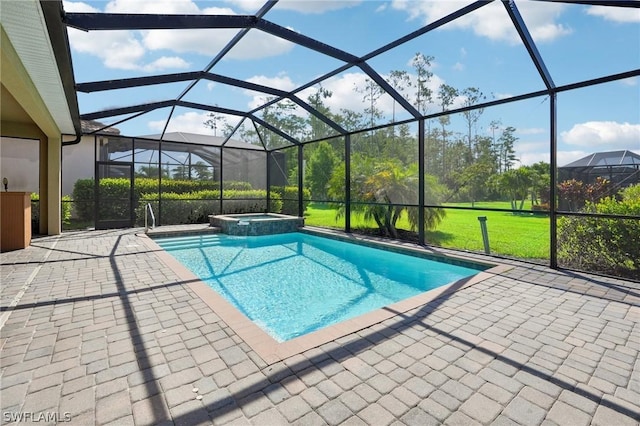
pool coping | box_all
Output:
[138,227,513,365]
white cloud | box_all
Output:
[65,0,295,71]
[222,31,295,60]
[277,0,362,14]
[512,140,546,166]
[67,29,148,70]
[391,0,572,44]
[586,5,640,23]
[452,62,464,71]
[148,112,207,133]
[247,74,296,91]
[227,0,362,14]
[494,92,513,100]
[141,57,190,72]
[296,68,449,117]
[221,0,264,13]
[561,121,640,149]
[63,1,99,13]
[519,151,549,166]
[245,74,297,108]
[529,22,573,43]
[620,77,638,87]
[514,144,596,167]
[508,122,639,167]
[148,111,241,134]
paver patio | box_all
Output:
[1,228,639,425]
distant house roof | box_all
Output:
[140,132,264,151]
[81,120,120,135]
[561,150,640,168]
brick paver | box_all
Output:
[1,228,639,425]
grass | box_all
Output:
[304,201,550,260]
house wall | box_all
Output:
[62,135,95,196]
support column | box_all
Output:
[550,93,558,269]
[46,135,62,235]
[266,151,271,212]
[418,119,425,246]
[298,145,303,217]
[345,134,351,233]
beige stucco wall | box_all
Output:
[62,136,95,196]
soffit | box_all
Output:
[0,0,75,134]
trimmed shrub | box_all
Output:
[30,193,72,226]
[271,186,310,215]
[136,189,283,225]
[72,178,254,221]
[72,179,95,221]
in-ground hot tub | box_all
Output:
[209,213,304,236]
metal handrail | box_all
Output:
[144,203,155,232]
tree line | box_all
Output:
[202,53,552,236]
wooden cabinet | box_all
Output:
[1,192,31,252]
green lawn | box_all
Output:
[304,202,550,260]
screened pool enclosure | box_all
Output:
[59,0,639,280]
[82,133,288,230]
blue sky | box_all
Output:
[64,0,639,166]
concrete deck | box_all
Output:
[1,228,638,425]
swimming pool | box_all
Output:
[154,232,488,342]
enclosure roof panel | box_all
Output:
[140,131,264,150]
[51,0,640,146]
[561,150,640,168]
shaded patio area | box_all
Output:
[1,228,639,425]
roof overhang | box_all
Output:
[0,0,80,139]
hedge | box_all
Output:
[30,193,72,226]
[271,186,311,215]
[136,190,283,225]
[72,178,255,221]
[72,178,306,225]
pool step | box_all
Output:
[146,225,221,239]
[154,234,223,250]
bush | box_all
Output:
[72,179,95,221]
[136,189,283,225]
[30,193,72,226]
[271,186,310,215]
[72,178,254,221]
[558,183,640,279]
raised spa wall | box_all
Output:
[209,213,304,236]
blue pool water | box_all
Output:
[154,232,486,341]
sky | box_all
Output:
[63,0,640,166]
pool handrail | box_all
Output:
[145,203,156,232]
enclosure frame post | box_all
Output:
[345,134,351,233]
[219,147,224,215]
[418,119,425,246]
[298,145,304,217]
[550,92,558,269]
[266,151,271,213]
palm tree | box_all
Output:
[329,156,446,238]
